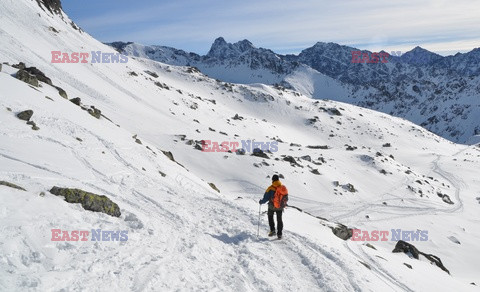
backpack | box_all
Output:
[272,185,288,209]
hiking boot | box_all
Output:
[277,234,282,239]
[268,231,276,237]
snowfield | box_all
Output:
[0,0,479,291]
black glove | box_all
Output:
[258,200,262,204]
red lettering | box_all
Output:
[51,229,62,241]
[361,52,369,63]
[71,230,79,241]
[61,53,71,63]
[379,230,389,241]
[71,52,79,63]
[61,230,71,241]
[51,51,62,63]
[211,142,221,152]
[370,52,379,63]
[220,142,229,152]
[79,52,89,63]
[80,230,89,241]
[361,231,371,241]
[380,52,389,63]
[371,230,379,241]
[351,51,362,63]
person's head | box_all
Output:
[272,174,280,182]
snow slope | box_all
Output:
[1,0,479,291]
[112,40,480,144]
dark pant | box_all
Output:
[268,210,283,236]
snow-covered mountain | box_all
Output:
[110,39,480,144]
[1,0,480,291]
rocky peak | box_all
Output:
[36,0,62,14]
[398,46,443,65]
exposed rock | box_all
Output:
[70,97,81,106]
[27,120,40,131]
[447,236,461,244]
[16,70,39,87]
[310,169,321,175]
[50,186,121,217]
[236,148,246,155]
[331,224,353,240]
[344,183,357,192]
[283,156,299,166]
[404,263,413,269]
[307,145,329,149]
[36,0,63,14]
[208,183,220,193]
[144,70,159,78]
[251,148,269,159]
[328,108,342,116]
[300,155,312,162]
[17,110,33,121]
[54,86,68,99]
[23,67,52,85]
[383,143,392,147]
[365,243,377,250]
[0,181,26,191]
[358,261,371,270]
[232,114,244,120]
[87,106,101,119]
[0,63,2,72]
[345,145,358,151]
[158,171,166,177]
[12,62,26,70]
[162,150,175,162]
[393,240,420,258]
[392,240,450,274]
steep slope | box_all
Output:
[1,0,480,291]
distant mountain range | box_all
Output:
[108,38,480,145]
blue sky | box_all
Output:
[63,0,480,56]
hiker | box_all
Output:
[259,174,288,239]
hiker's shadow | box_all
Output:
[209,232,269,244]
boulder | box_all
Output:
[208,183,220,193]
[70,97,81,106]
[88,106,101,119]
[17,110,33,121]
[16,70,39,87]
[162,150,175,162]
[24,67,52,85]
[331,224,353,240]
[283,156,298,165]
[54,86,68,99]
[251,148,269,159]
[50,186,121,217]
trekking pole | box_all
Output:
[257,204,261,238]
